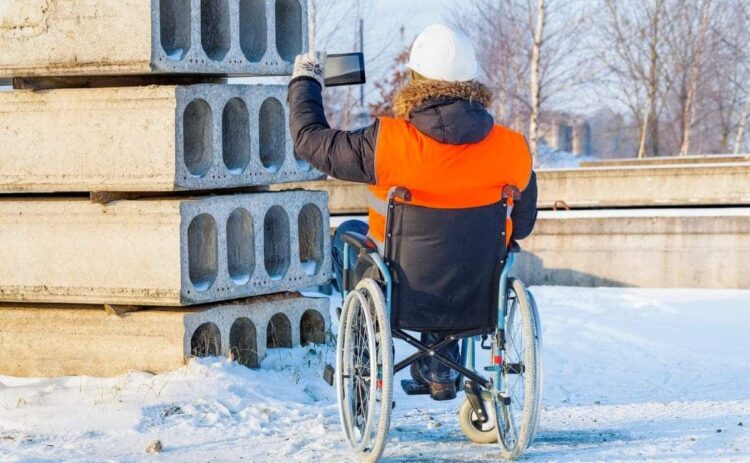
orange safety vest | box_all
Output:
[368,117,532,246]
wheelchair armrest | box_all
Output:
[502,185,522,201]
[388,186,412,202]
[343,232,378,254]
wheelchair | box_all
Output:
[333,185,543,462]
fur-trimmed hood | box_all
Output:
[393,79,495,145]
[394,79,494,119]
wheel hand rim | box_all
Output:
[340,289,379,452]
[498,291,525,451]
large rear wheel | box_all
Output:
[492,278,543,459]
[335,278,393,462]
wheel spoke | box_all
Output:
[505,404,519,445]
[348,299,372,438]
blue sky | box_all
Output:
[363,0,457,48]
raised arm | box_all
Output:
[287,54,378,184]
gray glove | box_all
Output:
[293,51,327,88]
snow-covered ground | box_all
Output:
[1,287,749,462]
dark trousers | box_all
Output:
[332,220,460,384]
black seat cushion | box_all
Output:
[386,201,506,333]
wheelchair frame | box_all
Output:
[343,236,518,390]
[335,185,542,460]
[340,186,520,399]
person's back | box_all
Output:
[287,24,538,400]
[368,97,533,246]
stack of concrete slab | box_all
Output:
[0,84,320,192]
[0,0,332,377]
[0,0,306,77]
[0,294,328,376]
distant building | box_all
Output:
[587,109,637,159]
[538,111,591,157]
[538,109,640,159]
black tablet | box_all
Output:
[324,52,367,87]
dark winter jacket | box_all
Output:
[287,76,538,241]
[289,76,538,332]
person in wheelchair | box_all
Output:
[288,24,538,402]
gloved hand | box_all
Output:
[292,51,327,88]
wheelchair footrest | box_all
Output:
[400,379,430,395]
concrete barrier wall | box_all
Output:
[289,165,750,214]
[580,154,750,167]
[513,209,750,288]
[0,0,307,77]
[0,84,321,193]
[0,191,331,305]
[537,163,750,208]
[318,193,750,288]
[0,294,330,377]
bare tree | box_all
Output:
[677,0,711,156]
[735,92,750,154]
[683,0,750,155]
[450,0,596,163]
[698,2,746,153]
[600,0,667,158]
[661,0,715,156]
[729,1,750,153]
[528,0,546,161]
[451,0,529,133]
[313,0,750,158]
[599,0,750,157]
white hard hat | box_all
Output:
[408,24,479,82]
